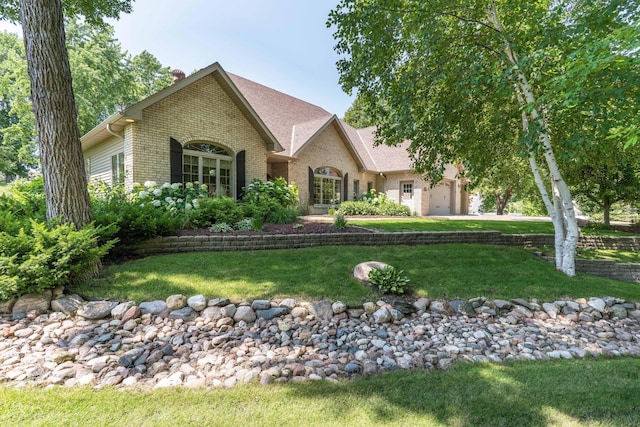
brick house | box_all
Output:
[81,62,468,215]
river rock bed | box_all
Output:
[1,294,639,390]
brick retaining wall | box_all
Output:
[133,231,640,254]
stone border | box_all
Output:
[132,232,640,255]
[131,231,640,283]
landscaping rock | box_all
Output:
[77,301,118,320]
[372,307,392,323]
[251,300,271,310]
[413,297,430,312]
[256,308,289,320]
[309,300,333,320]
[208,298,230,307]
[201,306,223,320]
[449,300,475,317]
[111,301,135,319]
[233,306,256,323]
[169,307,196,321]
[611,304,628,319]
[12,291,52,320]
[166,295,187,311]
[353,261,389,283]
[332,301,347,314]
[0,298,16,315]
[588,298,607,313]
[187,295,207,311]
[279,298,296,309]
[140,300,167,315]
[51,294,84,315]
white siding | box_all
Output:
[84,135,125,185]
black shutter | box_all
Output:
[236,150,246,199]
[343,173,349,202]
[169,138,183,183]
[308,167,315,205]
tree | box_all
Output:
[564,141,640,226]
[1,0,132,227]
[0,31,36,179]
[130,50,173,101]
[328,0,639,276]
[343,93,376,128]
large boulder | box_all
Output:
[12,291,52,320]
[353,261,389,284]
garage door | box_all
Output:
[429,182,451,215]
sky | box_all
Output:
[0,0,355,116]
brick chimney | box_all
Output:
[172,69,185,83]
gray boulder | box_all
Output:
[12,291,52,320]
[233,306,256,323]
[187,295,207,311]
[169,307,196,321]
[251,300,271,310]
[372,307,392,323]
[78,301,118,320]
[140,300,168,315]
[111,301,136,319]
[353,261,389,283]
[51,294,84,315]
[256,307,289,320]
[449,300,475,317]
[309,300,333,320]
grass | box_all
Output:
[75,244,640,304]
[1,358,639,426]
[349,218,634,236]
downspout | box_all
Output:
[106,123,124,140]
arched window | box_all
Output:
[313,166,342,205]
[183,142,233,197]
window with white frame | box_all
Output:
[313,166,342,205]
[401,181,414,200]
[111,152,124,184]
[183,142,233,197]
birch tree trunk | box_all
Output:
[19,0,92,228]
[487,3,579,276]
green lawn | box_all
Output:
[2,358,639,426]
[350,218,634,236]
[76,244,640,304]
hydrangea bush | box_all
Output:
[133,181,209,213]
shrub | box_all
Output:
[0,221,113,301]
[241,178,299,222]
[266,207,299,224]
[338,189,411,216]
[234,218,256,231]
[333,213,348,230]
[90,181,180,247]
[368,265,410,294]
[209,222,234,233]
[242,177,299,209]
[187,196,243,228]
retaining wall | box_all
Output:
[131,231,640,284]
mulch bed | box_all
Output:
[173,221,375,236]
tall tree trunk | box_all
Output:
[494,188,512,215]
[19,0,92,228]
[487,3,578,276]
[603,197,611,227]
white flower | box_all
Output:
[143,181,157,188]
[192,199,200,209]
[153,188,163,197]
[177,198,183,204]
[138,191,148,199]
[152,200,162,207]
[185,182,194,189]
[161,182,171,189]
[194,181,200,185]
[201,184,208,191]
[185,203,193,210]
[171,183,182,190]
[165,196,174,203]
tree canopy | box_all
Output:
[328,0,640,275]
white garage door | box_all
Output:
[429,182,451,215]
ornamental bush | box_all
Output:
[339,189,411,216]
[186,196,243,229]
[90,181,180,247]
[368,265,410,294]
[241,178,300,223]
[0,221,113,301]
